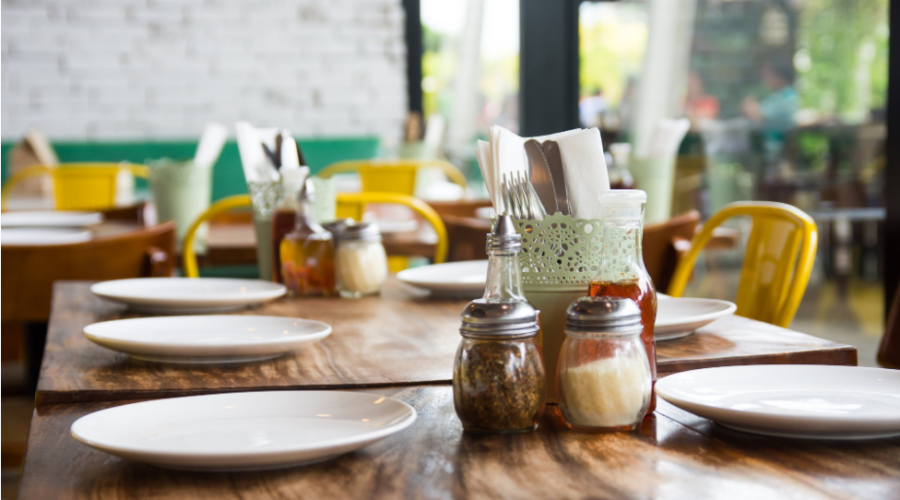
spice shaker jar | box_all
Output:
[454,300,546,434]
[452,214,546,434]
[557,296,651,432]
[333,222,388,298]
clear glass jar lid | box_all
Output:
[565,296,642,336]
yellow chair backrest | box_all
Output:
[668,201,818,328]
[1,163,150,210]
[318,159,467,196]
[182,192,448,278]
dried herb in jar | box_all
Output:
[453,336,545,433]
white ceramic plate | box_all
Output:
[397,260,488,297]
[83,315,331,364]
[373,218,419,234]
[71,391,417,471]
[655,298,737,341]
[1,227,93,246]
[90,278,286,314]
[657,365,900,440]
[0,210,103,227]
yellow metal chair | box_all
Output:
[668,201,818,328]
[317,159,467,195]
[1,163,150,210]
[182,192,448,278]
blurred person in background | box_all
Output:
[579,87,607,128]
[742,61,798,165]
[684,70,720,128]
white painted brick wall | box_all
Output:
[1,0,408,141]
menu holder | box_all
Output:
[512,212,605,403]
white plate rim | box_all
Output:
[655,298,737,329]
[656,365,900,439]
[82,315,332,357]
[1,227,93,246]
[396,260,488,292]
[0,210,103,227]
[90,278,287,308]
[70,391,418,467]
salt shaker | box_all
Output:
[557,296,651,432]
[333,222,388,298]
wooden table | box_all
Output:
[22,277,886,500]
[36,277,856,406]
[19,385,900,499]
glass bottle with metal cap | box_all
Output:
[452,215,546,434]
[557,296,652,432]
[279,178,335,297]
[333,221,388,298]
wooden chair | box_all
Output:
[2,221,175,392]
[1,221,176,323]
[668,202,818,328]
[443,214,492,262]
[878,283,900,369]
[642,210,701,293]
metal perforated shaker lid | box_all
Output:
[565,296,642,334]
[460,299,539,339]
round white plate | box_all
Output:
[657,365,900,440]
[655,298,737,341]
[83,315,331,364]
[0,210,103,227]
[373,218,419,234]
[71,391,417,471]
[397,260,488,297]
[474,207,494,219]
[1,227,93,246]
[90,278,286,314]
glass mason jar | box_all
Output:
[333,222,388,298]
[588,189,658,412]
[453,302,546,434]
[557,296,651,432]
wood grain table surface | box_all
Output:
[18,385,900,500]
[36,277,857,406]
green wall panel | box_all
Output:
[1,137,380,201]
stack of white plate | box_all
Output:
[1,210,103,246]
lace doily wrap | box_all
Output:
[514,213,605,287]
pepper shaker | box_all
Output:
[452,215,546,434]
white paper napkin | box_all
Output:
[475,125,608,219]
[555,128,610,220]
[647,118,690,158]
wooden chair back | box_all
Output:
[1,221,176,322]
[444,214,491,262]
[642,210,701,293]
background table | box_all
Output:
[36,277,856,406]
[204,222,438,266]
[18,385,900,500]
